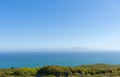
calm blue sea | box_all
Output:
[0,51,120,68]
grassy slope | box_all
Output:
[1,64,120,77]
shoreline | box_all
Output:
[0,64,120,77]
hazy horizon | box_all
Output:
[0,0,120,51]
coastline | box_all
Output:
[0,64,120,77]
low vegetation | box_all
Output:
[1,64,120,77]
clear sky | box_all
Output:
[0,0,120,51]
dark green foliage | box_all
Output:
[37,65,82,76]
[37,65,67,76]
[1,64,120,77]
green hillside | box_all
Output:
[1,64,120,77]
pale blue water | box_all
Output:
[0,51,120,68]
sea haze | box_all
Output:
[0,51,120,68]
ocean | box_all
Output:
[0,51,120,68]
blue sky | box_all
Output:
[0,0,120,50]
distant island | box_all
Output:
[0,64,120,77]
